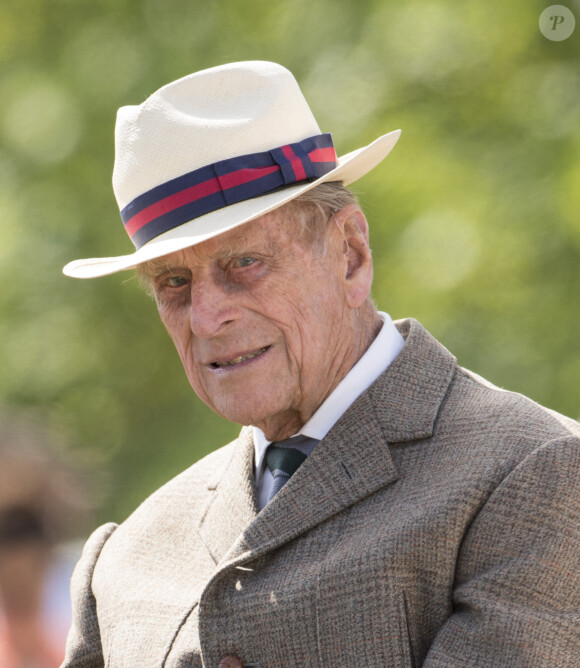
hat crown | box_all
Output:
[113,61,321,209]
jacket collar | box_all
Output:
[200,318,457,567]
[369,317,457,443]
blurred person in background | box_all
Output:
[61,62,579,666]
[0,413,91,668]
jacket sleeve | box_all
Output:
[60,522,118,668]
[424,436,580,667]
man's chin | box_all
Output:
[208,404,301,439]
[206,403,273,429]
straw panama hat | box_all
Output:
[63,60,401,279]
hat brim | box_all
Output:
[63,129,401,279]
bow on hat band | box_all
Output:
[121,133,337,249]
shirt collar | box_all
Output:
[253,311,404,475]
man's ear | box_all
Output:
[333,205,373,309]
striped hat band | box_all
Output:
[122,133,336,249]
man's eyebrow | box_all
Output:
[147,260,171,275]
[212,236,275,260]
[142,259,184,281]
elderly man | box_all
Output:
[62,61,579,667]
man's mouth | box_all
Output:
[211,346,270,369]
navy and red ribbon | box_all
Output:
[121,133,337,248]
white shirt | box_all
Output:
[253,311,405,509]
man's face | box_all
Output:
[148,206,371,440]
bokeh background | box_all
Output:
[1,0,579,527]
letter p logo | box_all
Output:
[539,5,576,40]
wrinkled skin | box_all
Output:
[148,204,378,441]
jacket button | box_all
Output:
[219,656,244,668]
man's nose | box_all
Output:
[189,276,239,339]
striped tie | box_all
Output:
[266,435,318,503]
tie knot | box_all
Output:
[267,445,307,477]
[266,434,318,475]
[264,435,319,504]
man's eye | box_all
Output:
[166,275,189,288]
[232,257,256,268]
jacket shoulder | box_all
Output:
[452,364,580,442]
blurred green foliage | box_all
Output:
[0,0,579,525]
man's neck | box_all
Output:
[256,306,381,442]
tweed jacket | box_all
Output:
[63,319,580,667]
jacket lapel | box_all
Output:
[198,427,259,564]
[198,392,397,570]
[226,389,399,563]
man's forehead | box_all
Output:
[213,216,276,249]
